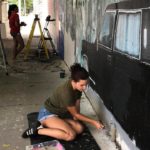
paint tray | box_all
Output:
[26,140,65,150]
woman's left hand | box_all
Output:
[20,22,26,26]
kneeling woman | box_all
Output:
[24,63,104,141]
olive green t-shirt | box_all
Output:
[44,80,82,116]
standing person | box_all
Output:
[22,63,104,141]
[8,4,26,60]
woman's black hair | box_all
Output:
[70,63,89,82]
[8,4,18,19]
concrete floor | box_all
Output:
[0,44,118,150]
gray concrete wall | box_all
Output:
[0,1,9,39]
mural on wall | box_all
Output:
[58,0,150,149]
[57,0,65,58]
[66,0,76,40]
[57,0,150,149]
[75,0,87,63]
[61,0,121,63]
[75,0,120,63]
[81,0,150,149]
[58,0,65,31]
[75,0,98,63]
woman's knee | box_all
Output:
[76,123,84,134]
[65,119,84,134]
[65,130,76,141]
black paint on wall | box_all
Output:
[82,1,150,149]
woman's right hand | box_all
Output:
[93,120,104,129]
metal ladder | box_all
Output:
[38,15,56,55]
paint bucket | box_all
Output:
[60,70,65,78]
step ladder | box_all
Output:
[24,15,49,60]
[38,15,56,56]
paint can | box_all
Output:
[60,69,65,78]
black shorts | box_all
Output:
[10,32,20,37]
